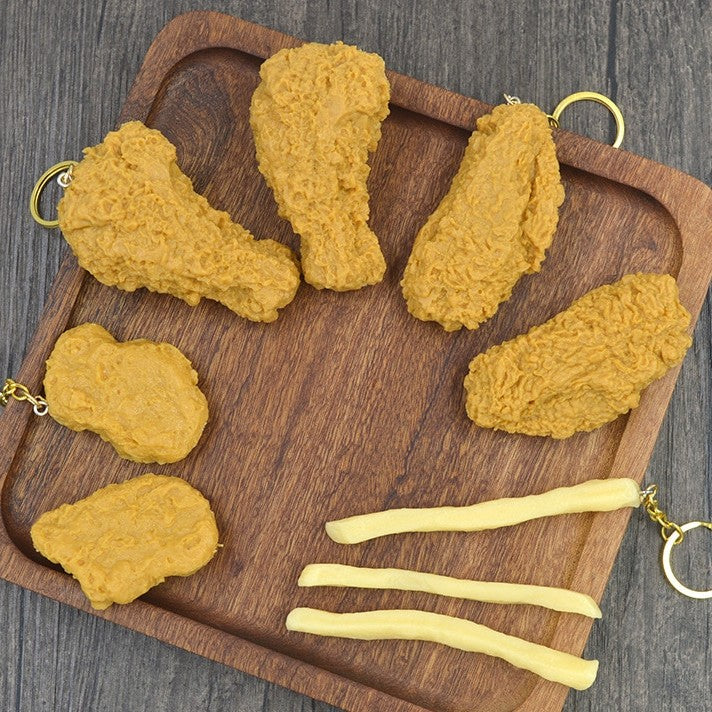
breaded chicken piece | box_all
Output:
[57,121,300,323]
[401,103,564,331]
[44,323,208,464]
[464,273,691,438]
[250,42,389,291]
[31,474,219,610]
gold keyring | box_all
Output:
[550,91,625,148]
[29,160,77,228]
[662,521,712,599]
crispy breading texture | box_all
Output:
[464,273,692,437]
[401,103,564,331]
[57,121,300,323]
[44,323,208,464]
[250,42,389,291]
[30,474,219,610]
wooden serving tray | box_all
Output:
[2,11,711,712]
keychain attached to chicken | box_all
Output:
[1,323,208,464]
[30,121,300,323]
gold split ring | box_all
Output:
[30,160,77,228]
[550,91,625,148]
[662,521,712,599]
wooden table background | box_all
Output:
[1,1,710,710]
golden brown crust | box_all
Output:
[44,323,208,463]
[30,474,219,610]
[250,42,389,291]
[464,273,692,438]
[57,121,300,322]
[401,103,564,331]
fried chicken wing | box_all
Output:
[401,103,564,331]
[464,273,691,438]
[250,42,389,291]
[57,121,300,323]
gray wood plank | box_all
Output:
[0,1,710,710]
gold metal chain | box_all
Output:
[0,378,49,416]
[641,483,712,598]
[641,484,685,544]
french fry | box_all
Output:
[325,478,641,544]
[298,563,601,618]
[286,607,599,690]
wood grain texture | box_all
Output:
[0,2,709,712]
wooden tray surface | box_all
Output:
[2,11,711,712]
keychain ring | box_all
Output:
[662,521,712,599]
[550,91,625,148]
[29,160,77,228]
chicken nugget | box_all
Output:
[402,103,564,331]
[464,273,691,437]
[44,323,208,463]
[31,474,219,610]
[250,42,389,291]
[57,121,300,323]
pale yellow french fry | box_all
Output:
[286,607,599,690]
[298,564,601,618]
[325,478,641,544]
